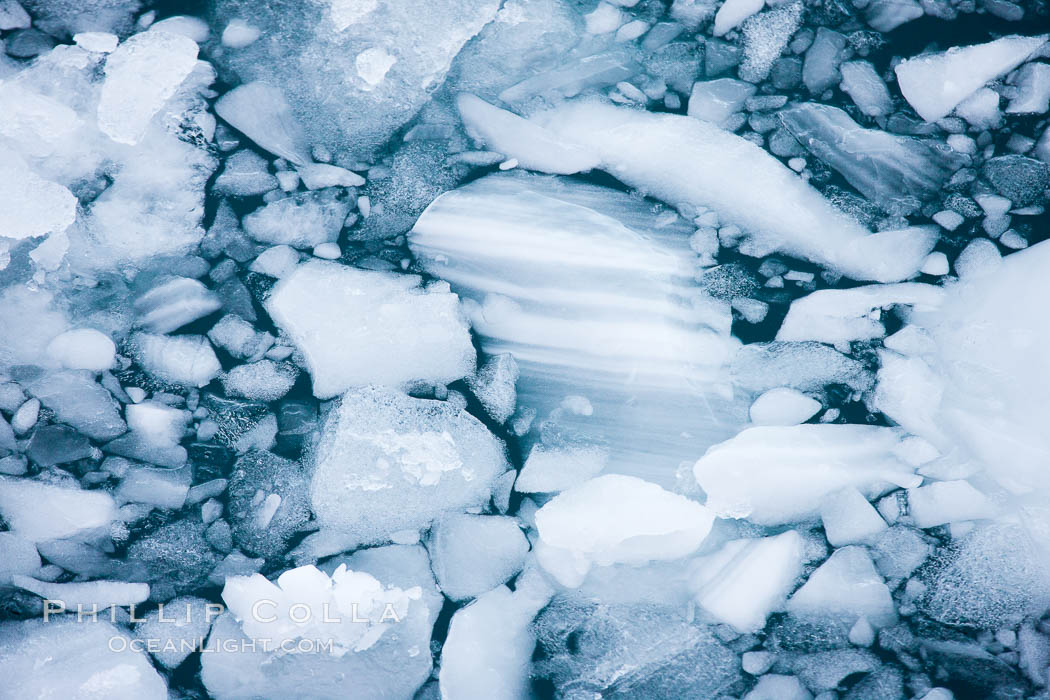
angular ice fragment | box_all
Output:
[0,477,117,543]
[128,332,222,388]
[457,94,600,175]
[820,487,888,546]
[465,353,518,424]
[779,103,967,214]
[45,329,115,373]
[749,387,821,425]
[528,101,936,282]
[227,450,310,558]
[214,149,279,197]
[221,360,299,402]
[427,513,530,601]
[745,674,812,700]
[894,35,1047,122]
[98,30,200,145]
[440,568,553,700]
[687,78,756,127]
[864,0,922,31]
[693,425,924,525]
[515,443,607,493]
[534,474,715,587]
[13,575,149,609]
[243,189,351,248]
[308,386,509,550]
[0,618,167,700]
[135,276,222,333]
[688,530,804,632]
[840,61,893,117]
[266,261,475,399]
[802,28,848,95]
[776,283,944,346]
[0,157,76,241]
[296,163,365,189]
[26,370,126,441]
[208,314,273,360]
[714,0,764,36]
[134,596,213,669]
[1007,62,1050,114]
[214,82,311,165]
[907,480,995,528]
[0,0,30,30]
[787,546,897,628]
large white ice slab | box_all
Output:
[411,172,748,485]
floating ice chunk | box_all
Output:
[0,0,30,30]
[803,28,848,94]
[266,260,475,399]
[128,332,222,388]
[221,19,260,48]
[733,341,873,395]
[779,103,967,214]
[515,443,607,493]
[749,387,821,426]
[440,567,553,700]
[1008,62,1050,114]
[250,245,300,279]
[894,35,1047,122]
[787,546,897,627]
[984,154,1049,206]
[73,30,117,52]
[116,465,190,507]
[297,163,365,189]
[714,0,764,36]
[221,360,298,401]
[688,530,804,632]
[840,61,893,117]
[0,618,167,700]
[0,477,117,542]
[738,2,803,83]
[134,596,213,669]
[907,480,995,528]
[412,173,747,485]
[214,150,278,197]
[534,474,715,587]
[208,314,274,360]
[745,674,813,700]
[308,386,509,549]
[13,575,149,609]
[693,425,924,525]
[214,82,311,165]
[45,328,115,372]
[776,283,944,346]
[529,101,936,282]
[457,94,600,175]
[0,532,40,585]
[820,487,888,546]
[864,0,922,31]
[98,30,200,145]
[202,561,435,700]
[243,189,351,248]
[150,15,209,42]
[227,450,310,558]
[126,401,190,448]
[26,370,126,441]
[135,276,222,333]
[427,513,530,601]
[687,78,756,127]
[0,157,76,241]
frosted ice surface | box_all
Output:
[412,172,747,485]
[266,260,474,399]
[694,425,925,525]
[907,480,995,528]
[534,474,715,586]
[134,596,213,669]
[0,618,167,700]
[98,30,200,145]
[714,0,764,36]
[128,332,222,388]
[242,189,351,248]
[308,385,509,549]
[221,360,299,401]
[895,35,1047,122]
[738,1,802,83]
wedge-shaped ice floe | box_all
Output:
[534,474,715,587]
[693,425,928,525]
[895,35,1047,122]
[266,260,475,399]
[411,172,748,484]
[457,99,935,282]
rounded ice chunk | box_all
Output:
[45,328,116,372]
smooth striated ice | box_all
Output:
[693,425,925,525]
[523,101,937,282]
[97,30,200,145]
[0,477,117,543]
[134,276,222,334]
[266,260,475,399]
[534,474,715,587]
[307,385,510,552]
[895,35,1047,122]
[411,172,747,485]
[214,82,310,165]
[839,60,893,117]
[787,546,897,628]
[0,618,167,700]
[688,530,804,632]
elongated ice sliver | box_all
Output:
[466,98,935,282]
